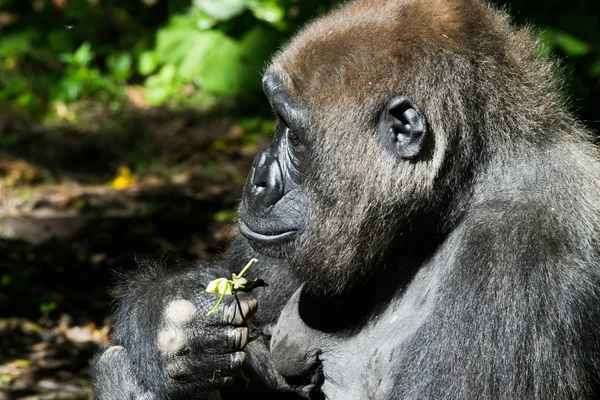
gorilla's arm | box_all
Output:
[395,201,600,399]
[93,237,301,399]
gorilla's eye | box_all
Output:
[287,127,301,146]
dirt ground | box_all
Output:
[0,109,267,399]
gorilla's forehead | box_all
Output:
[267,0,484,105]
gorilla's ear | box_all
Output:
[379,96,428,160]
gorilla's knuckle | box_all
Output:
[222,297,252,325]
[226,326,249,350]
[229,351,246,370]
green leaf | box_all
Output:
[553,31,591,57]
[156,16,199,66]
[107,52,133,81]
[195,10,217,30]
[40,301,57,314]
[15,93,34,107]
[144,86,171,106]
[193,0,246,21]
[48,30,73,53]
[0,32,32,58]
[158,64,177,83]
[138,51,158,76]
[177,31,244,95]
[239,26,281,92]
[247,0,285,24]
[72,42,94,66]
[214,209,237,222]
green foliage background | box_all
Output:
[0,0,599,129]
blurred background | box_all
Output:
[0,0,598,398]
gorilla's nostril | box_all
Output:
[247,149,285,208]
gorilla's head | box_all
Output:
[238,0,560,294]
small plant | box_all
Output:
[205,258,267,316]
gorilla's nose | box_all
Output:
[250,147,284,208]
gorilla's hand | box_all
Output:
[96,261,259,399]
[151,292,257,393]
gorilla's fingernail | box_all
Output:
[239,327,249,347]
[228,327,249,349]
[231,351,246,367]
[246,297,258,311]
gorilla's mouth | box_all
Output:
[238,222,297,244]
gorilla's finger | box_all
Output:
[92,346,153,400]
[226,326,250,350]
[187,326,249,354]
[211,294,257,326]
[166,351,245,385]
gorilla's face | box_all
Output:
[238,74,309,257]
[238,70,433,293]
[237,0,472,293]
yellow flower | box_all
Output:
[205,278,233,295]
[112,167,136,190]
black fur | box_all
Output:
[93,0,600,398]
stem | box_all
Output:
[237,258,258,278]
[206,281,231,316]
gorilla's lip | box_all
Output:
[238,222,297,243]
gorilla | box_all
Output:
[92,0,600,398]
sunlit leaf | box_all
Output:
[157,65,177,84]
[553,31,591,57]
[107,52,133,81]
[138,50,158,76]
[195,11,217,30]
[143,87,171,105]
[193,0,246,21]
[72,42,94,66]
[247,0,285,24]
[156,16,198,66]
[177,31,244,95]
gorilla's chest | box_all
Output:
[270,288,410,400]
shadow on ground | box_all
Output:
[0,108,265,399]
